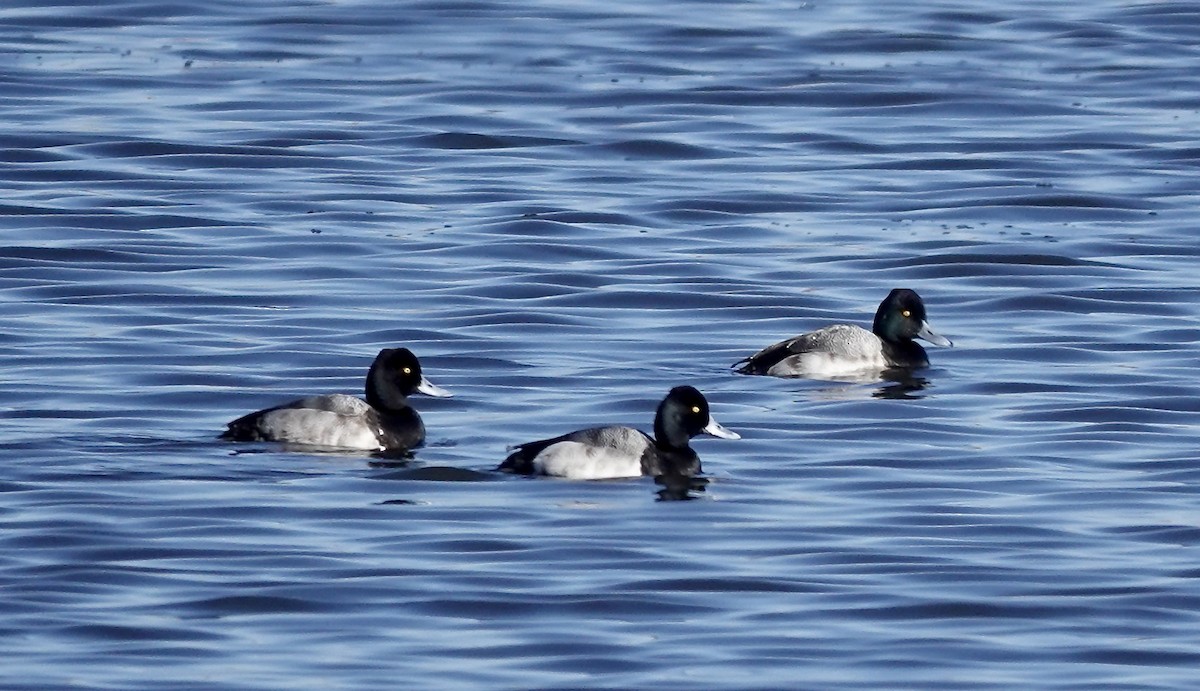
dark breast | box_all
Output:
[640,446,701,477]
[374,407,426,450]
[880,339,930,368]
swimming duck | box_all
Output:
[499,385,739,480]
[221,347,451,450]
[733,288,952,378]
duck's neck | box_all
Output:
[653,418,690,452]
[872,310,899,342]
[364,367,409,412]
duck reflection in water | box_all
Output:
[873,372,931,400]
[801,370,932,403]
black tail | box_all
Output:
[497,446,535,474]
[498,434,568,474]
[219,411,267,442]
[731,356,764,375]
[732,339,797,376]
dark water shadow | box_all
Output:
[366,448,417,467]
[370,465,498,482]
[654,473,710,501]
[223,443,414,460]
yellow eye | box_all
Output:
[692,406,701,414]
[901,310,911,318]
[403,367,412,374]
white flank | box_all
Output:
[263,409,382,450]
[533,441,642,480]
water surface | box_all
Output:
[3,1,1200,688]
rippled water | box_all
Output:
[4,1,1200,688]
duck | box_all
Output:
[221,347,451,451]
[498,385,739,480]
[733,288,952,378]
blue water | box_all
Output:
[3,0,1200,688]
